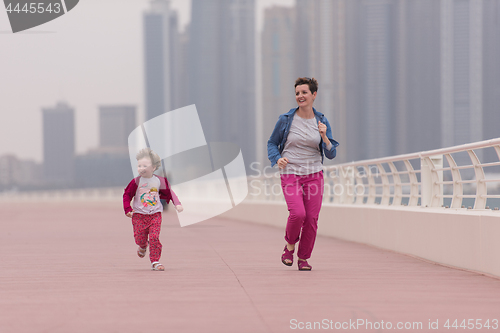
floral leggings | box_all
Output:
[132,212,162,263]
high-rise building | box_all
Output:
[189,0,256,167]
[261,6,295,165]
[290,0,442,162]
[482,0,500,141]
[0,155,20,190]
[99,105,136,148]
[42,101,75,185]
[143,0,181,121]
[176,26,191,110]
[441,0,483,149]
[344,0,399,161]
[482,0,500,169]
[343,0,441,160]
[344,0,365,162]
[74,150,132,188]
[260,0,497,168]
[74,105,136,189]
[394,0,441,155]
[0,155,42,190]
[291,0,348,163]
[361,0,397,160]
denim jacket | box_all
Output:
[267,107,339,167]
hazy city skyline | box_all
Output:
[0,0,293,163]
[2,0,499,169]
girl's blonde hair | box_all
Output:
[136,148,161,171]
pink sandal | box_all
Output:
[298,259,312,271]
[281,245,294,266]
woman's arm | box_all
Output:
[321,117,339,160]
[267,116,285,167]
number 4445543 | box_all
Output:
[444,319,499,330]
[5,2,62,14]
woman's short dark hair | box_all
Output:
[295,77,318,94]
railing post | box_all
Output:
[339,166,354,204]
[354,167,365,205]
[403,160,419,206]
[366,164,377,204]
[444,154,463,208]
[388,161,402,206]
[377,163,390,205]
[467,149,487,209]
[421,155,443,207]
[345,166,355,204]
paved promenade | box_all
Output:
[1,202,500,333]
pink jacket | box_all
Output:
[123,175,181,214]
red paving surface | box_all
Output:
[1,202,500,333]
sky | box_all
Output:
[0,0,293,163]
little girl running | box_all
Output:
[123,148,183,271]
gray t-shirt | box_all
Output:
[281,114,323,175]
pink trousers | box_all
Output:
[132,212,162,263]
[280,171,324,260]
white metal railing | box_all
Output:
[248,138,500,210]
[3,139,500,211]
